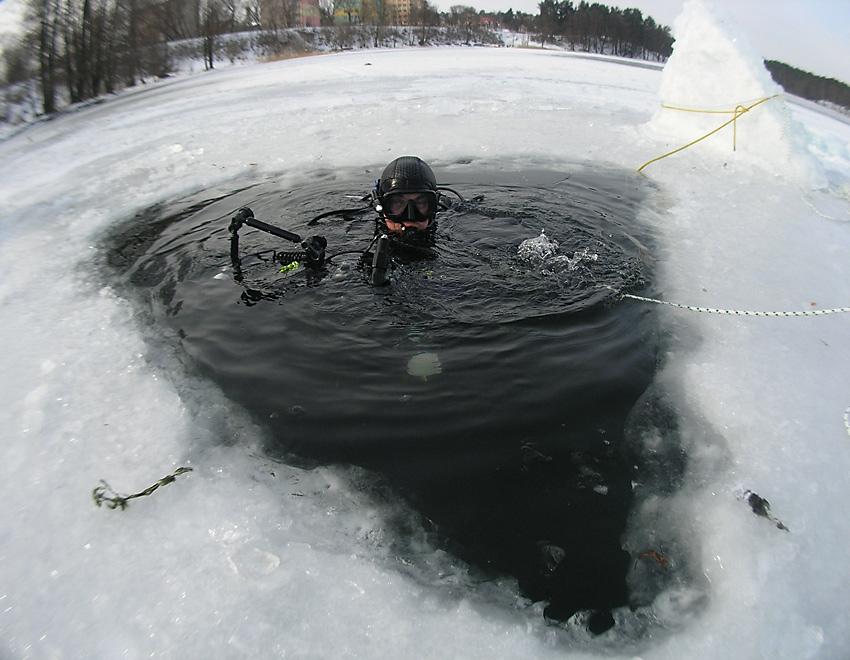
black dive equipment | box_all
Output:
[227,158,464,287]
[229,207,326,275]
[368,234,391,286]
[229,206,392,286]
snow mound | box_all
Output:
[647,0,826,188]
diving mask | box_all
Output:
[381,192,438,224]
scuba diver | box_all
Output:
[229,156,460,287]
[373,156,440,238]
[366,155,441,284]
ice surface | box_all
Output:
[1,2,850,659]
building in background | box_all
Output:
[297,0,321,27]
[334,0,362,24]
[386,0,412,25]
[334,0,424,26]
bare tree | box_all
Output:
[28,0,62,112]
[449,5,477,44]
[62,0,117,101]
[360,0,388,45]
[244,0,260,27]
[410,0,439,44]
[201,0,226,69]
[220,0,239,30]
[154,0,202,41]
[258,0,298,31]
[318,0,334,25]
[1,36,35,85]
[123,0,138,85]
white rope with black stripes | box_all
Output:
[620,292,850,317]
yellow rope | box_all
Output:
[638,95,780,173]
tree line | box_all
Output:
[2,0,677,120]
[536,0,673,60]
[765,60,850,112]
[6,0,285,114]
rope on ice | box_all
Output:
[638,95,780,172]
[619,292,850,317]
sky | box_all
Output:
[1,1,850,656]
[1,0,850,83]
[0,0,22,43]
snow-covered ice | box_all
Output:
[1,1,849,658]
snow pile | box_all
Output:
[647,0,826,188]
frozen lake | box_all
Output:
[1,4,850,657]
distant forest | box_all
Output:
[765,60,850,112]
[536,0,673,60]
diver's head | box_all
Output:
[376,156,438,234]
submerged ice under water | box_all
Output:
[101,164,683,632]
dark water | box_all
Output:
[103,165,661,632]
